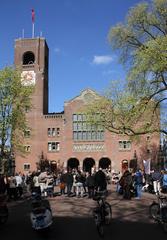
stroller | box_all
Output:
[30,192,52,230]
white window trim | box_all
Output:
[119,140,131,151]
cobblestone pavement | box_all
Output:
[5,184,167,240]
[7,183,158,223]
[49,184,158,223]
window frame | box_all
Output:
[119,140,131,150]
[48,141,60,152]
[72,113,104,141]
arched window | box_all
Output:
[67,158,79,170]
[23,51,35,65]
[99,158,111,169]
[83,158,95,173]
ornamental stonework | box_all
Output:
[73,144,105,152]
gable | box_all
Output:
[65,88,101,105]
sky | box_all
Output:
[0,0,145,112]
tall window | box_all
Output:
[57,128,60,136]
[73,114,104,141]
[48,128,55,137]
[24,163,30,171]
[48,142,60,152]
[48,127,60,137]
[24,145,31,152]
[119,140,131,150]
[24,130,30,138]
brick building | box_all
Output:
[14,37,160,174]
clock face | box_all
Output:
[21,71,36,86]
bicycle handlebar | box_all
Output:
[94,190,107,195]
[93,190,107,201]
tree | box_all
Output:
[82,81,160,137]
[0,66,34,171]
[36,152,50,172]
[107,0,167,135]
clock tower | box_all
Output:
[14,37,49,114]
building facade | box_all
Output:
[14,37,160,174]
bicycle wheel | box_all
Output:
[93,211,104,237]
[149,202,160,220]
[97,221,104,237]
[0,206,8,225]
[163,222,167,233]
[104,202,112,225]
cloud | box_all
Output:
[92,55,113,65]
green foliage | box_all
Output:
[107,0,167,135]
[0,66,34,163]
[84,82,160,140]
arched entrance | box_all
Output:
[99,158,111,170]
[67,158,79,170]
[83,158,95,173]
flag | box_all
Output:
[143,159,151,174]
[32,9,35,23]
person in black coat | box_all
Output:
[64,170,73,196]
[86,172,95,198]
[121,170,133,200]
[94,168,107,191]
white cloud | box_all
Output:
[92,55,113,65]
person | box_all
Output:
[59,171,66,195]
[0,174,7,194]
[75,171,85,197]
[8,175,17,200]
[120,169,132,200]
[161,170,167,193]
[15,172,23,198]
[25,171,33,193]
[151,168,162,195]
[65,170,73,196]
[72,169,77,195]
[133,169,143,199]
[45,172,54,197]
[94,168,107,192]
[116,172,123,194]
[38,171,47,196]
[32,172,41,196]
[85,172,95,198]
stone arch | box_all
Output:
[83,158,95,173]
[99,157,111,169]
[67,158,79,170]
[23,51,35,65]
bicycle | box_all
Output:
[92,190,112,237]
[149,191,167,233]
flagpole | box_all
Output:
[31,9,35,38]
[32,22,35,38]
[22,29,24,38]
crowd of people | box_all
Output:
[0,171,55,201]
[0,167,110,201]
[0,166,167,202]
[57,168,108,198]
[116,167,167,200]
[0,172,26,200]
